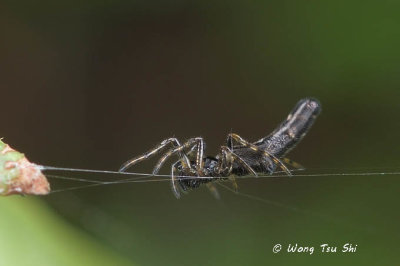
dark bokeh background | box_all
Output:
[1,1,400,265]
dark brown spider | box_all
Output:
[119,98,321,198]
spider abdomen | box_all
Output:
[255,98,321,158]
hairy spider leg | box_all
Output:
[119,137,191,172]
[227,133,292,176]
[152,137,205,175]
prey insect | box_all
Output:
[119,98,321,198]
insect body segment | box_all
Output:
[119,98,321,198]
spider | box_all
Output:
[119,98,321,198]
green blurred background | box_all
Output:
[1,1,400,265]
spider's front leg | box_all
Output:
[152,137,206,175]
[119,137,190,172]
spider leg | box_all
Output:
[186,144,198,158]
[227,176,239,192]
[152,137,205,175]
[282,158,304,170]
[119,137,190,172]
[195,137,205,174]
[206,183,220,199]
[171,160,181,199]
[227,133,292,176]
[226,134,244,150]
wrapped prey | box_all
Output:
[0,139,50,195]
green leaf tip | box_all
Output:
[0,138,50,196]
